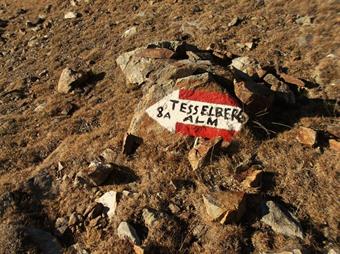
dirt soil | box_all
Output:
[0,0,339,253]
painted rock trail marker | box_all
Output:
[146,89,245,142]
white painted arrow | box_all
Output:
[146,89,243,133]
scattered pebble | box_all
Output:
[96,191,117,219]
[202,191,247,224]
[117,221,141,245]
[228,16,240,27]
[64,11,78,19]
[122,26,137,38]
[75,161,113,187]
[296,127,317,147]
[57,67,86,94]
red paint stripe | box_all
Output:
[179,89,239,106]
[175,122,237,142]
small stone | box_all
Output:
[202,191,247,224]
[234,80,273,114]
[122,190,131,197]
[295,16,312,26]
[327,125,340,138]
[68,212,78,226]
[261,201,303,239]
[134,245,145,254]
[64,11,78,19]
[57,67,86,94]
[328,248,339,254]
[55,217,68,235]
[100,148,117,163]
[230,56,259,79]
[34,103,46,112]
[83,203,97,218]
[70,0,78,6]
[329,139,340,152]
[117,221,141,245]
[228,17,240,27]
[39,69,48,77]
[244,42,254,50]
[122,133,143,155]
[96,191,117,219]
[142,208,157,227]
[136,48,175,59]
[279,73,305,88]
[122,26,137,38]
[75,161,113,187]
[264,74,295,105]
[188,137,223,170]
[296,127,317,147]
[60,102,75,115]
[235,167,263,188]
[192,5,202,13]
[28,37,39,47]
[168,203,180,214]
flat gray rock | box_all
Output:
[117,221,141,245]
[261,201,303,239]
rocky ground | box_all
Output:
[0,0,339,253]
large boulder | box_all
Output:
[117,42,247,152]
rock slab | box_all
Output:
[202,191,246,224]
[117,221,141,245]
[261,201,303,239]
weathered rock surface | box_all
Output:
[75,161,113,186]
[234,80,273,114]
[142,208,157,227]
[117,221,141,245]
[296,127,317,147]
[133,245,145,254]
[230,56,264,80]
[55,217,68,236]
[117,42,244,151]
[264,74,295,105]
[327,125,340,138]
[188,137,223,170]
[235,166,263,188]
[261,201,303,239]
[228,16,240,27]
[125,72,240,148]
[279,72,305,88]
[64,11,78,19]
[57,67,86,94]
[122,26,137,38]
[96,191,117,219]
[84,203,104,220]
[68,212,78,226]
[100,148,117,163]
[202,191,246,224]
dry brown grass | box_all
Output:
[0,0,339,253]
